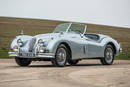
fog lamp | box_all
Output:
[13,45,18,52]
[39,46,44,53]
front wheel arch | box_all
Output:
[57,42,74,65]
[51,44,68,67]
[59,42,72,59]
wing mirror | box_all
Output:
[80,34,84,38]
[58,31,64,37]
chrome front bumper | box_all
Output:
[8,51,55,58]
[116,48,122,56]
[8,51,18,57]
[119,48,122,53]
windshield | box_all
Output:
[68,23,86,34]
[53,23,70,33]
[53,23,86,34]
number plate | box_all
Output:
[19,53,35,57]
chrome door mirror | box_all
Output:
[80,33,84,38]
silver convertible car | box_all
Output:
[9,23,122,67]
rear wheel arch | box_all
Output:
[106,42,116,55]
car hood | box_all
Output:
[34,33,60,41]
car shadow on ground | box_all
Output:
[27,63,102,68]
[10,63,129,68]
[10,61,130,68]
[10,63,102,68]
[10,62,130,69]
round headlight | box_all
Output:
[38,39,44,45]
[17,39,22,43]
[17,39,23,46]
[13,45,18,52]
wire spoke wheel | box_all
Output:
[105,48,113,63]
[51,44,67,67]
[100,45,114,65]
[56,48,67,65]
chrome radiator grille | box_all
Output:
[29,38,36,52]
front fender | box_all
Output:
[46,38,71,54]
[10,35,32,49]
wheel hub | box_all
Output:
[57,48,66,63]
[105,48,113,62]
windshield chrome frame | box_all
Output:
[66,23,72,33]
[83,24,87,35]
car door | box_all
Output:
[83,36,104,58]
[69,34,88,59]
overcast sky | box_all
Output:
[0,0,130,28]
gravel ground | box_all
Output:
[0,59,130,87]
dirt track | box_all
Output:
[0,59,130,87]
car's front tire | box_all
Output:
[15,57,32,66]
[100,45,115,65]
[51,44,68,67]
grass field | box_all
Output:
[0,17,130,59]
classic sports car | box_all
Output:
[9,23,122,67]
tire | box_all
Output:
[68,59,79,65]
[100,45,115,65]
[15,57,32,66]
[51,44,68,67]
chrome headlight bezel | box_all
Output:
[17,39,24,47]
[38,39,44,45]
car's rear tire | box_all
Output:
[51,44,68,67]
[100,45,115,65]
[15,57,32,66]
[68,59,79,65]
